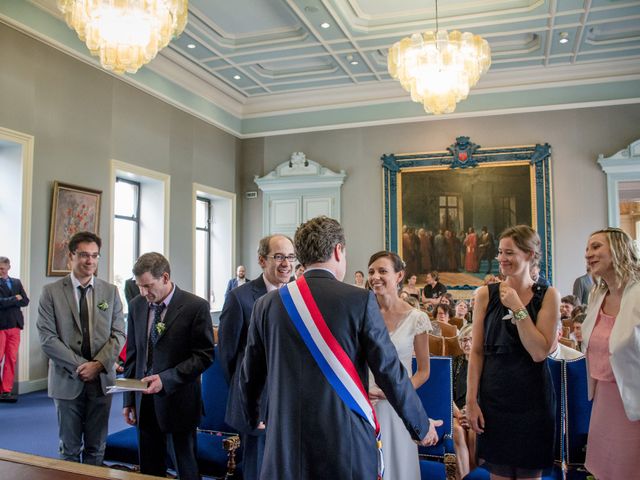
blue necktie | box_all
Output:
[146,303,166,376]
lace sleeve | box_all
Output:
[415,311,432,335]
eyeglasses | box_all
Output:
[267,254,297,263]
[75,252,100,260]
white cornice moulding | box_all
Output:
[241,58,640,117]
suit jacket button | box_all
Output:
[77,341,81,345]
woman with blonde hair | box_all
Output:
[367,250,434,479]
[466,225,559,479]
[582,228,640,479]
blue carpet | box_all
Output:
[0,390,128,458]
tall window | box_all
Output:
[439,194,462,233]
[113,178,140,313]
[195,196,212,306]
[495,195,516,234]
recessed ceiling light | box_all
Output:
[187,43,196,49]
[346,54,358,65]
[559,32,569,44]
[233,75,242,80]
[320,22,331,29]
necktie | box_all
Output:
[146,303,166,376]
[78,285,92,360]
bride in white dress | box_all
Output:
[368,251,433,480]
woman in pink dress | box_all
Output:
[582,228,640,479]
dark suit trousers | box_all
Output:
[138,394,200,480]
[241,432,265,480]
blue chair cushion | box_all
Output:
[546,357,564,462]
[420,458,446,479]
[413,356,454,458]
[105,426,139,466]
[465,465,564,480]
[565,358,592,465]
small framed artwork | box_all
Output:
[382,136,553,290]
[47,181,102,276]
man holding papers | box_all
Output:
[122,253,214,480]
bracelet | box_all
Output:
[512,307,529,323]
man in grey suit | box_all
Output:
[37,231,125,465]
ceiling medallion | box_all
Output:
[57,0,188,75]
[388,0,491,115]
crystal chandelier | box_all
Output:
[57,0,188,75]
[388,1,491,115]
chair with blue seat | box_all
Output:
[564,357,592,479]
[197,347,242,478]
[105,346,241,479]
[413,356,456,480]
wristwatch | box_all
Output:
[513,307,529,322]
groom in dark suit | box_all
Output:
[240,216,438,479]
[218,234,295,480]
[123,252,214,480]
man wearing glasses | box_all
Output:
[37,231,125,465]
[218,234,295,480]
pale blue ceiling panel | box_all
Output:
[577,48,640,62]
[268,77,354,92]
[228,45,330,65]
[172,33,217,60]
[588,5,640,22]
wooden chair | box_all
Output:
[562,326,571,339]
[559,337,576,349]
[429,334,444,356]
[434,321,458,338]
[449,317,464,329]
[443,336,463,357]
[213,325,219,345]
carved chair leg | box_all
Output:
[444,452,457,480]
[223,435,241,479]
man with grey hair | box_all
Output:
[218,234,295,480]
[239,216,437,479]
[123,252,214,479]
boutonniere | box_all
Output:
[97,301,109,311]
[502,310,515,324]
[155,322,166,336]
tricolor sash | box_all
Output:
[279,275,384,478]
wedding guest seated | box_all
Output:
[402,274,421,301]
[294,264,305,279]
[454,300,471,325]
[560,295,579,322]
[421,271,447,307]
[431,303,458,336]
[570,313,586,352]
[353,270,366,288]
[452,324,477,480]
[549,319,584,360]
[403,296,420,309]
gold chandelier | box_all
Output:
[57,0,188,75]
[388,1,491,115]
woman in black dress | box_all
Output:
[466,225,560,479]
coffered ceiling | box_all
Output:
[2,0,640,137]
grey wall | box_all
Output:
[239,105,640,294]
[0,24,238,384]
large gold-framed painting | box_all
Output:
[47,181,102,276]
[382,137,553,290]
